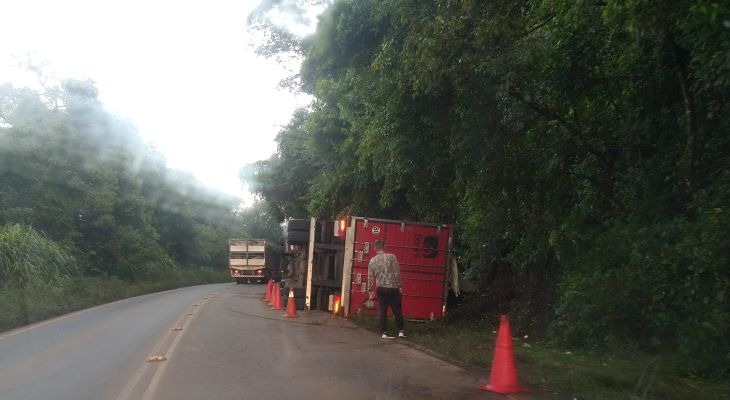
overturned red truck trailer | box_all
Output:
[341,217,453,320]
[291,216,454,320]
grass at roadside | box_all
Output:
[0,267,229,333]
[350,315,730,400]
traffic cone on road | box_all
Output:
[478,315,527,394]
[283,288,298,318]
[267,281,276,306]
[271,284,285,310]
[264,279,272,302]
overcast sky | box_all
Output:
[0,0,318,204]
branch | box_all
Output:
[524,13,556,37]
[507,89,609,165]
[667,36,696,190]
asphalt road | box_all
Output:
[0,283,512,400]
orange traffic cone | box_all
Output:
[479,315,527,394]
[267,281,276,306]
[263,279,272,302]
[283,288,298,318]
[271,284,285,310]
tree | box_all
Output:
[246,0,730,376]
[237,201,283,241]
[0,77,241,279]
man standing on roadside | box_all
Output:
[368,240,406,339]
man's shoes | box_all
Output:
[381,332,395,339]
[398,331,407,338]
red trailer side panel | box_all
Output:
[348,218,452,320]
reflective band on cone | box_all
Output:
[283,288,298,318]
[268,281,276,306]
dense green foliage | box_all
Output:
[247,0,730,377]
[0,78,281,286]
[0,76,283,331]
[237,200,286,240]
[0,80,229,279]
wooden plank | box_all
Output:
[313,243,345,251]
[312,279,341,288]
[340,217,356,318]
[229,245,266,253]
[229,238,266,244]
[305,217,316,310]
[229,258,266,266]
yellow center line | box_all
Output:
[140,294,216,400]
[114,289,222,400]
[113,309,190,400]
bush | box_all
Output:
[551,182,730,378]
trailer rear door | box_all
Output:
[345,218,452,320]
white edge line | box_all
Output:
[0,284,228,340]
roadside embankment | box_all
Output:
[350,315,730,400]
[0,268,228,333]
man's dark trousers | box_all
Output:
[376,287,404,333]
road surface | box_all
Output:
[0,283,512,400]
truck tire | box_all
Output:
[287,230,309,244]
[287,219,310,232]
[294,297,306,310]
[278,294,307,310]
[320,220,334,243]
[292,287,306,298]
[281,286,307,299]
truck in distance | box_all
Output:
[229,239,280,284]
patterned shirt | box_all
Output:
[367,253,402,289]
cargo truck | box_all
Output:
[229,239,281,284]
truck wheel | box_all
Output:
[236,279,242,284]
[291,287,306,298]
[287,219,310,232]
[287,230,309,244]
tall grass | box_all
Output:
[0,224,78,288]
[0,223,229,332]
[0,268,229,332]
